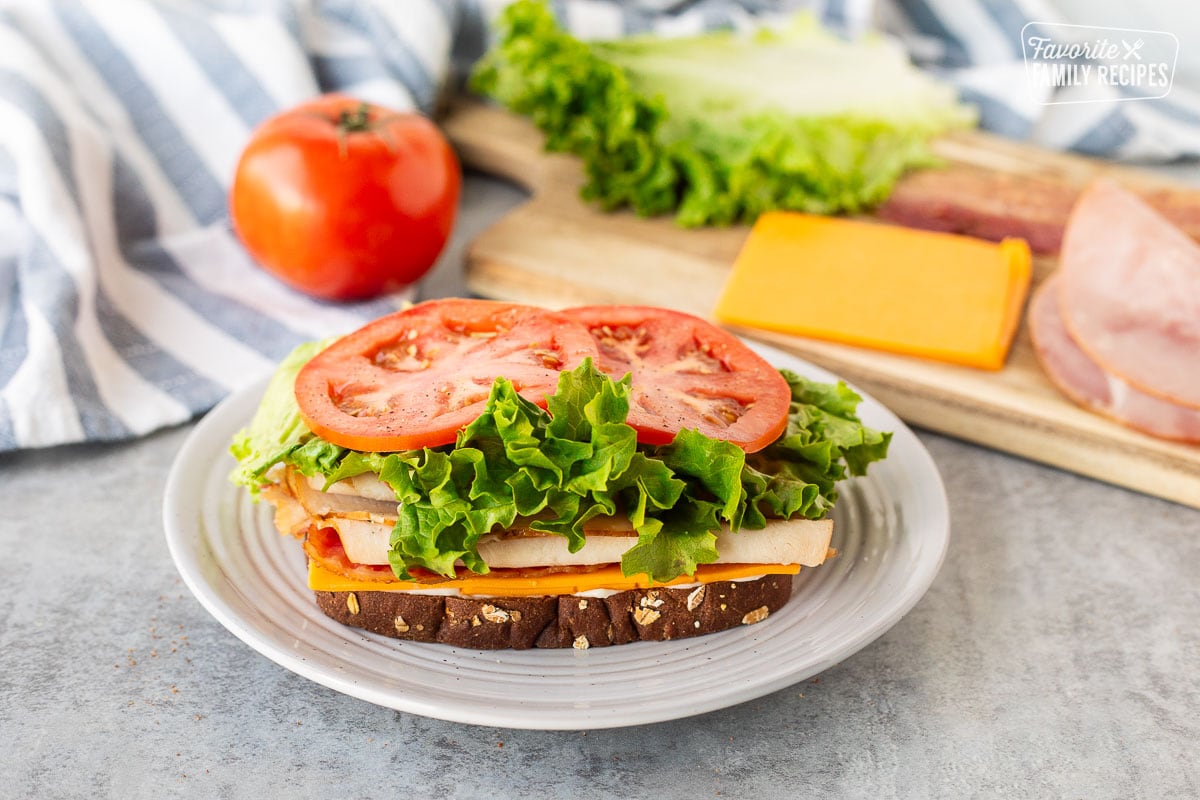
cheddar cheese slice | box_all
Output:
[308,560,803,597]
[714,212,1032,369]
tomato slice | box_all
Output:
[295,299,599,451]
[559,306,791,452]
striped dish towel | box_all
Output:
[1,0,451,451]
[2,0,1198,452]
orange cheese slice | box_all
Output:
[714,211,1032,369]
[308,560,802,597]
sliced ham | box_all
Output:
[1030,275,1200,443]
[1058,180,1200,410]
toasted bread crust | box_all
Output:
[313,576,793,649]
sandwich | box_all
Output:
[229,299,890,649]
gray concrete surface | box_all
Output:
[2,174,1198,799]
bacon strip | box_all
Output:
[879,166,1200,254]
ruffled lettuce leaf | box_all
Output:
[230,351,890,583]
[743,371,892,525]
[228,339,343,495]
[381,363,691,580]
[470,0,974,226]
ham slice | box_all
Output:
[1059,180,1200,410]
[1030,275,1200,443]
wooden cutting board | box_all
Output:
[443,101,1200,510]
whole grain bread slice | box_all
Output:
[314,575,793,649]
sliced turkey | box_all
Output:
[270,466,835,570]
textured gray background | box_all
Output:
[2,175,1198,800]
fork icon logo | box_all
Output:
[1022,22,1176,104]
[1122,39,1144,60]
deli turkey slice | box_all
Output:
[1030,275,1200,443]
[1059,180,1200,409]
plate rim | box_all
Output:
[162,342,949,729]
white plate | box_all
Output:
[163,344,948,730]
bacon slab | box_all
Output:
[879,167,1076,253]
[1058,180,1200,410]
[1030,275,1200,443]
[879,166,1200,254]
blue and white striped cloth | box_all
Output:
[2,0,1198,452]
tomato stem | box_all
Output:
[337,102,373,133]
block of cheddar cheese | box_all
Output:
[714,212,1032,369]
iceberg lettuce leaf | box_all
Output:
[470,0,974,226]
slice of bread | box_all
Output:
[267,466,812,649]
[314,574,792,649]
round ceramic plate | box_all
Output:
[163,344,949,730]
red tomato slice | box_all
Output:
[559,306,791,452]
[295,299,599,451]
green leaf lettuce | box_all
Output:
[470,0,975,226]
[230,352,890,583]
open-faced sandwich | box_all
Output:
[229,300,889,649]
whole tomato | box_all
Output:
[230,94,460,301]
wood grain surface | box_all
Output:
[444,101,1200,509]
